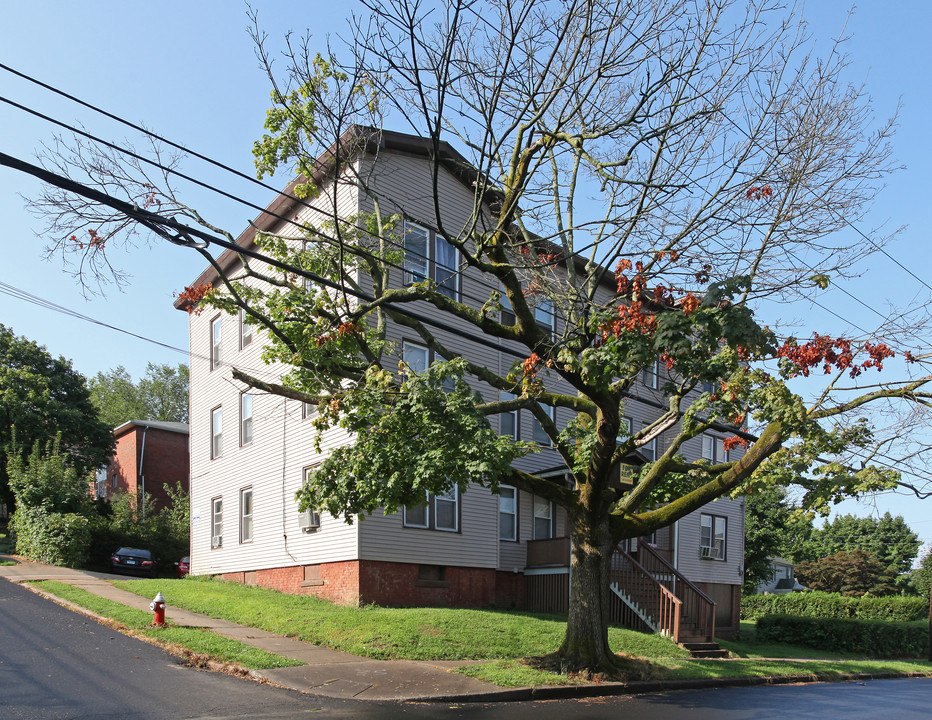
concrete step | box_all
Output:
[681,641,729,659]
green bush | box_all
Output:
[756,614,929,658]
[742,591,928,622]
[11,507,91,567]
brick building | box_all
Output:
[96,420,189,517]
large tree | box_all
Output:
[24,1,932,673]
[0,325,113,507]
[89,362,189,428]
[793,512,920,582]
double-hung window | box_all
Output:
[210,316,222,370]
[211,407,223,459]
[533,496,553,539]
[434,487,459,532]
[532,403,557,446]
[641,359,659,389]
[211,497,223,548]
[240,393,253,446]
[240,488,253,543]
[701,435,727,463]
[499,485,517,541]
[402,340,429,377]
[499,391,518,439]
[240,309,253,349]
[402,221,458,298]
[639,421,657,461]
[500,285,516,326]
[535,299,555,337]
[403,488,460,532]
[700,513,726,560]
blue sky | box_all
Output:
[2,2,930,548]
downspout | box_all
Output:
[138,424,147,520]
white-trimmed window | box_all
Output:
[533,496,553,539]
[403,488,460,532]
[211,407,223,459]
[500,285,516,326]
[403,491,429,528]
[210,316,222,370]
[240,487,253,543]
[640,421,657,461]
[700,513,727,560]
[240,393,253,446]
[240,309,253,349]
[499,391,518,439]
[532,403,557,446]
[211,497,223,548]
[302,402,315,420]
[499,485,517,541]
[402,340,429,377]
[435,487,459,532]
[402,221,458,298]
[642,359,659,389]
[702,435,727,463]
[535,299,555,337]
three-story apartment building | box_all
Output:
[176,128,745,639]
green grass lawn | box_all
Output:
[41,575,932,688]
[113,575,690,662]
[29,580,303,670]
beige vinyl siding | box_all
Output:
[674,497,745,585]
[358,483,498,568]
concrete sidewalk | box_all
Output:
[0,556,522,701]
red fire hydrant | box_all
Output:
[150,591,167,627]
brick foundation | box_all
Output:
[221,559,503,608]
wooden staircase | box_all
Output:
[610,542,725,656]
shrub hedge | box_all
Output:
[742,591,928,622]
[756,614,929,658]
[11,507,91,568]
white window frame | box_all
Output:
[499,391,518,439]
[302,402,315,420]
[210,316,222,370]
[702,435,728,463]
[642,359,659,389]
[240,393,253,447]
[499,485,517,541]
[700,513,727,560]
[500,285,516,326]
[535,299,555,338]
[403,491,430,529]
[240,308,253,349]
[403,222,430,284]
[240,487,253,543]
[211,406,223,460]
[640,421,657,462]
[434,486,459,532]
[533,496,553,539]
[402,340,429,377]
[532,403,557,446]
[211,497,223,548]
[402,221,459,299]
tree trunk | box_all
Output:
[557,513,617,673]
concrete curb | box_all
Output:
[4,560,930,703]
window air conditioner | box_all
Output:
[700,546,715,558]
[298,510,321,532]
[212,535,222,547]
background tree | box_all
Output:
[795,549,900,597]
[741,486,813,594]
[0,324,113,508]
[27,1,932,673]
[911,546,932,600]
[793,513,920,586]
[89,362,189,427]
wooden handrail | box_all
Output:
[637,542,717,641]
[610,547,683,641]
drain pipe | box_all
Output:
[138,424,148,520]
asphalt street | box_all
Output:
[2,577,931,719]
